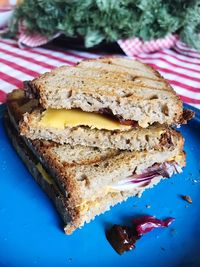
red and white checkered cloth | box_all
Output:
[17,22,178,53]
[17,22,60,48]
[118,34,178,56]
[0,37,200,109]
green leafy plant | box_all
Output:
[8,0,200,50]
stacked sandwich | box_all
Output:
[5,57,193,234]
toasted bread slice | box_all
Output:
[19,108,178,151]
[6,97,185,234]
[28,57,186,127]
[9,89,178,151]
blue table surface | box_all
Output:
[0,104,199,267]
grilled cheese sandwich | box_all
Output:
[20,57,193,150]
[5,57,192,235]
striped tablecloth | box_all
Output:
[0,38,200,109]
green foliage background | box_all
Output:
[9,0,200,49]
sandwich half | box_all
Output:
[19,105,178,151]
[19,57,193,150]
[25,57,191,128]
[5,89,186,234]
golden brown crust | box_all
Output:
[178,109,195,124]
[4,115,81,232]
[158,128,183,150]
[6,92,83,228]
[7,89,39,125]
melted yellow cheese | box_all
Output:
[168,155,183,162]
[39,108,131,131]
[78,189,118,213]
[79,200,100,213]
[36,163,53,184]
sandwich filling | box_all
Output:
[39,108,133,131]
[36,158,182,212]
[77,160,182,213]
[110,161,182,191]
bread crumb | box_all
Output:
[181,195,192,204]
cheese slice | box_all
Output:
[36,163,53,184]
[168,155,183,162]
[39,108,131,131]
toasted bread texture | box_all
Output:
[10,89,179,151]
[5,111,185,234]
[6,89,186,235]
[7,93,185,234]
[19,107,178,151]
[29,57,184,127]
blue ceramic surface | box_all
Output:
[0,104,199,267]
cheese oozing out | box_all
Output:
[39,108,132,131]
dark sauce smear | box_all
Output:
[106,225,139,255]
[106,216,174,255]
[99,108,138,127]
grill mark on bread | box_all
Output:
[78,57,157,75]
[33,66,164,84]
[27,57,185,127]
[31,72,172,98]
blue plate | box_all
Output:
[0,104,199,267]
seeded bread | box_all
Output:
[29,57,184,127]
